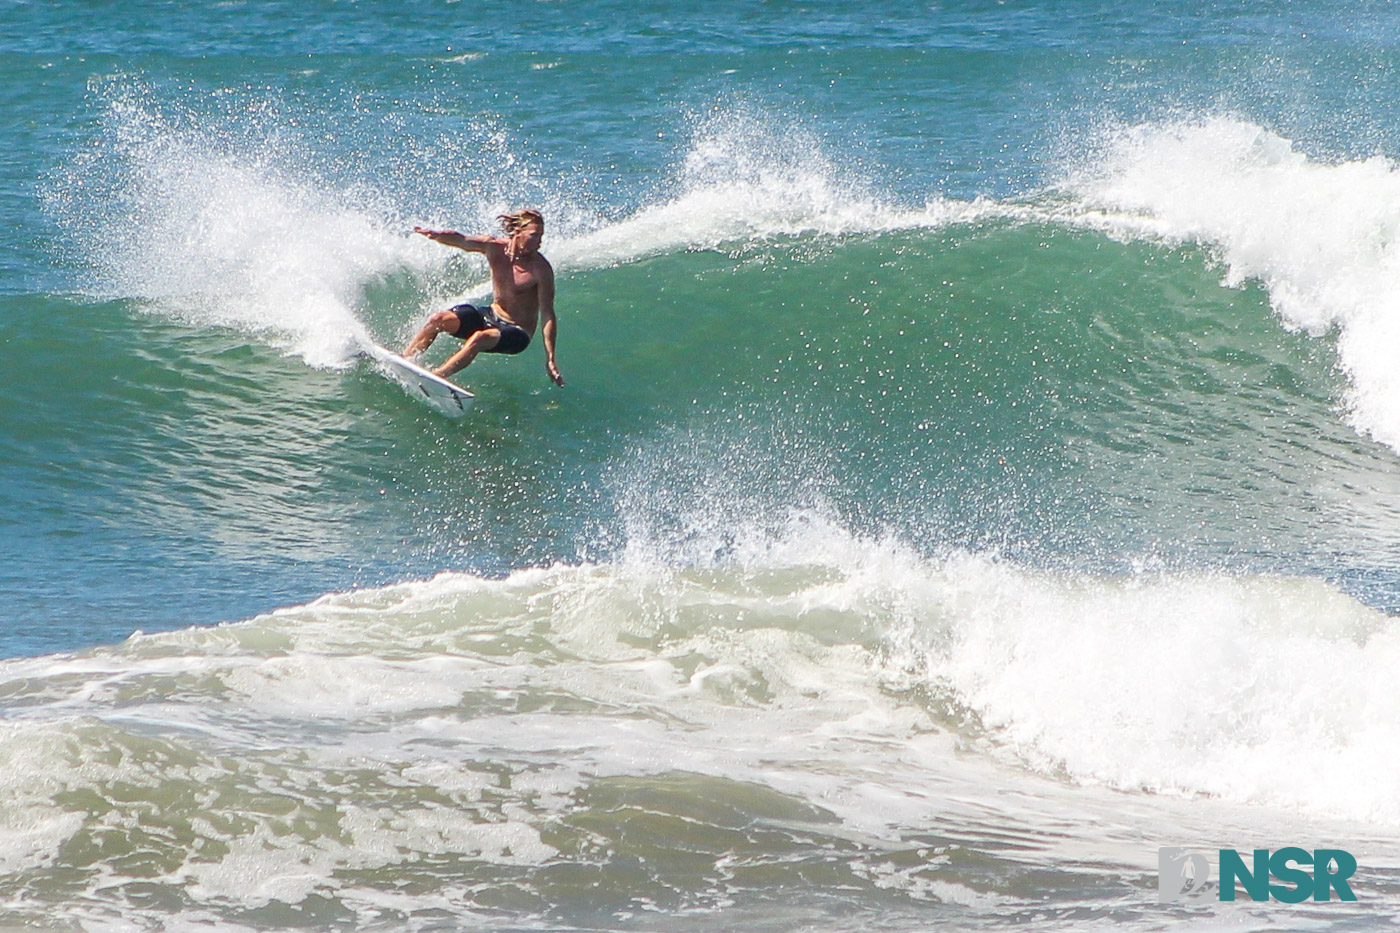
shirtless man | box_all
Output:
[404,209,564,386]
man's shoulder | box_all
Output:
[476,236,509,257]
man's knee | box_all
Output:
[429,310,459,332]
[465,327,500,350]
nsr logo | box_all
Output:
[1158,848,1357,903]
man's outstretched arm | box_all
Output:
[413,226,500,254]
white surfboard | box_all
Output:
[363,344,475,417]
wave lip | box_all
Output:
[906,554,1400,824]
[524,105,1011,283]
[1066,115,1400,453]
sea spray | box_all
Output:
[47,87,427,366]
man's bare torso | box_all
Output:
[485,241,551,336]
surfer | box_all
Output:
[404,209,564,386]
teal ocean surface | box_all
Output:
[5,2,1400,929]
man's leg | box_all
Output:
[435,328,500,378]
[403,309,465,357]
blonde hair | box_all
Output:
[498,209,544,235]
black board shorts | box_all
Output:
[449,304,531,355]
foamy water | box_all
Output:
[3,514,1399,928]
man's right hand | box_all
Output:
[414,226,469,249]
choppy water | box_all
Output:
[6,2,1400,929]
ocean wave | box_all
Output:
[50,86,1400,472]
[49,87,1005,372]
[1063,115,1400,454]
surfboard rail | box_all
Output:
[363,344,475,417]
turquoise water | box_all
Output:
[6,2,1400,929]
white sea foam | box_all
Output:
[609,506,1400,824]
[1,517,1397,898]
[905,554,1400,821]
[0,526,1397,929]
[1065,115,1400,452]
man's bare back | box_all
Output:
[404,210,563,386]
